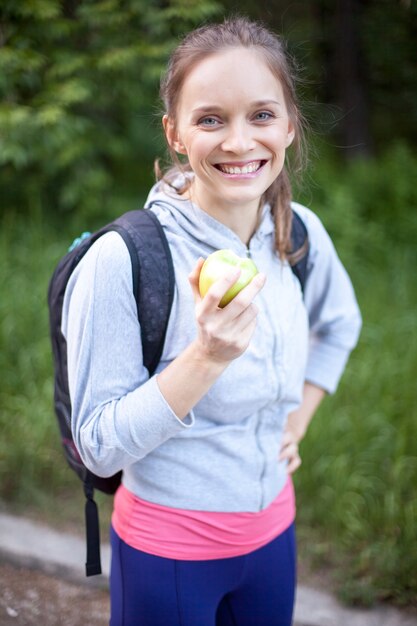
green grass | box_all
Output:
[295,252,417,606]
[1,147,416,607]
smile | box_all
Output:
[214,160,267,175]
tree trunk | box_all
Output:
[334,0,373,158]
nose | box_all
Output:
[221,120,256,154]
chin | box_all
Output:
[221,185,269,206]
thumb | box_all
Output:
[188,257,205,303]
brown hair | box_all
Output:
[158,16,308,261]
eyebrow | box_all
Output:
[191,100,283,114]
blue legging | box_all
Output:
[110,522,296,626]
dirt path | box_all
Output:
[0,561,312,626]
[0,562,109,626]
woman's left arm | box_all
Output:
[280,204,362,474]
[279,383,326,473]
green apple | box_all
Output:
[199,249,259,308]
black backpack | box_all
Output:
[47,207,308,576]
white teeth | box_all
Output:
[218,161,262,174]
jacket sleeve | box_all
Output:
[61,231,194,478]
[292,203,362,394]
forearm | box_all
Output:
[286,381,326,443]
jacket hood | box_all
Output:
[144,176,275,255]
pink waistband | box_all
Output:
[112,477,295,560]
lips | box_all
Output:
[214,160,267,175]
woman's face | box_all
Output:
[164,47,294,218]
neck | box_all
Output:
[188,185,262,246]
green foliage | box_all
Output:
[300,142,417,268]
[0,0,222,222]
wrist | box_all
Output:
[286,409,310,444]
[293,423,307,444]
[187,339,231,374]
[156,339,230,419]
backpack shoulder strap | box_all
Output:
[109,209,175,376]
[83,210,174,577]
[289,209,309,293]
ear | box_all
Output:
[163,115,187,155]
[285,119,295,148]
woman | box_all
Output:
[63,16,362,626]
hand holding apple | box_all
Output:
[199,249,259,308]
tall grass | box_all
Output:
[0,144,416,605]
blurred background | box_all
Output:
[0,0,416,609]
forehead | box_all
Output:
[178,47,285,112]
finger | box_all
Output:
[222,272,266,316]
[188,258,205,302]
[200,299,260,352]
[286,454,302,474]
[279,440,298,462]
[226,301,259,336]
[199,268,242,311]
[218,310,259,357]
[279,437,301,468]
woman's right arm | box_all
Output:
[62,233,265,477]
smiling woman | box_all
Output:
[63,15,362,626]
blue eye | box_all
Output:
[255,111,273,121]
[199,117,219,127]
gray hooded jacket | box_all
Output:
[62,181,362,512]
